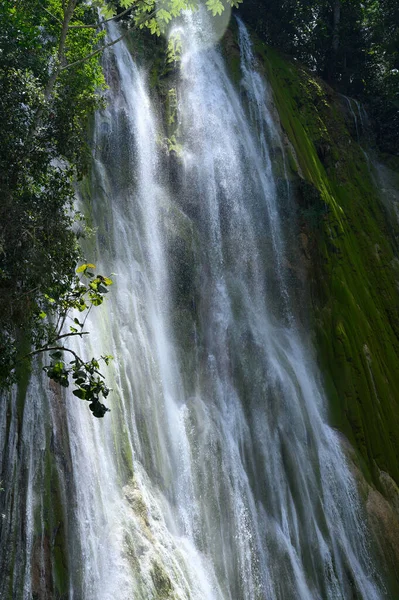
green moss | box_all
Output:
[15,334,33,421]
[166,88,178,127]
[258,42,399,488]
[151,560,173,598]
[111,400,135,481]
[221,26,242,88]
[43,442,69,597]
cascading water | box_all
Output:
[0,11,386,600]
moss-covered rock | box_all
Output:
[247,39,399,491]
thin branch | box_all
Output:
[82,304,92,330]
[44,0,78,99]
[69,4,137,29]
[61,9,159,71]
[68,0,155,29]
[55,311,62,336]
[24,333,88,360]
[20,286,40,297]
[57,308,69,337]
[26,345,80,360]
[24,344,105,378]
[61,30,128,70]
[53,331,90,341]
[38,2,63,25]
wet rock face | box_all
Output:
[359,470,399,594]
[338,429,399,594]
[150,560,173,598]
[249,34,399,491]
[220,25,399,589]
[31,534,54,600]
[367,486,399,571]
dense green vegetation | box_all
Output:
[240,0,399,155]
[0,0,106,397]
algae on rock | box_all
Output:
[251,39,399,491]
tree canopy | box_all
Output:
[240,0,399,154]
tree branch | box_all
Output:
[38,2,63,25]
[25,344,105,378]
[82,304,92,330]
[53,331,90,341]
[61,9,159,71]
[26,345,81,360]
[61,30,128,70]
[57,306,69,337]
[68,0,155,29]
[69,4,137,29]
[44,0,78,100]
[24,333,88,360]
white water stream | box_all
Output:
[0,12,385,600]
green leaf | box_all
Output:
[76,264,88,273]
[89,400,110,418]
[73,369,87,379]
[90,296,103,306]
[101,4,116,18]
[77,263,96,273]
[102,354,114,365]
[205,0,224,15]
[73,388,87,400]
[147,18,160,35]
[157,9,173,23]
[39,311,46,319]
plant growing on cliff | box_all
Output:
[28,264,114,417]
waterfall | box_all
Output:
[0,12,384,600]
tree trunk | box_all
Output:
[44,0,77,100]
[324,0,341,82]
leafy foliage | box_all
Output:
[0,258,114,419]
[240,0,399,154]
[24,264,114,416]
[0,1,109,411]
[45,354,111,417]
[100,0,242,36]
[206,0,225,17]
